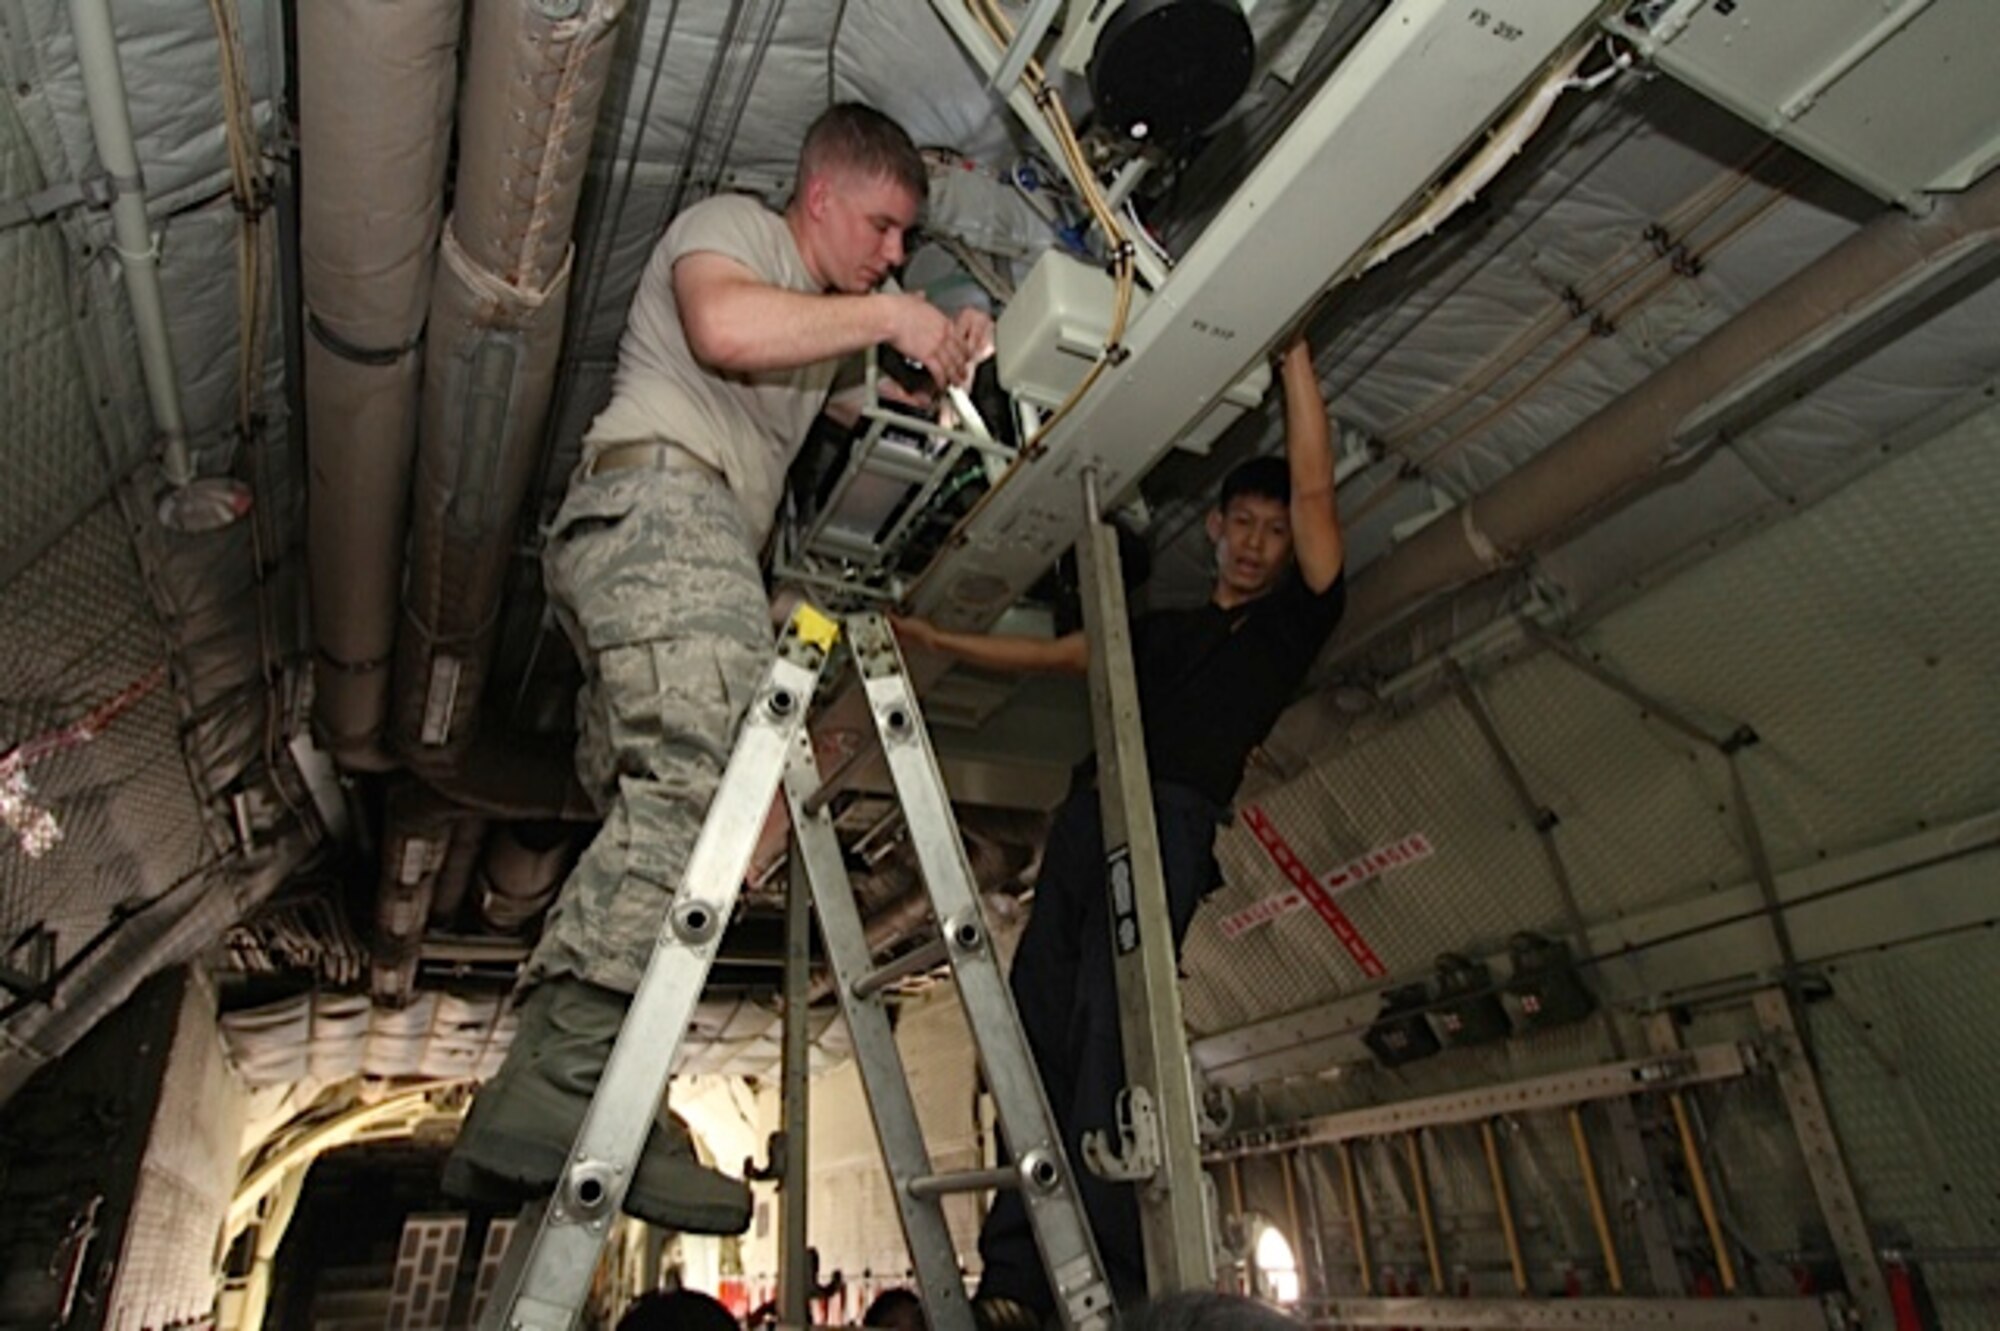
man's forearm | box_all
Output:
[685,280,899,373]
[917,626,1089,676]
[1280,339,1345,587]
[1281,343,1334,498]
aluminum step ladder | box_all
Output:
[479,605,1116,1331]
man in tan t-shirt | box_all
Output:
[445,104,992,1232]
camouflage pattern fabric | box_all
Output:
[524,459,771,994]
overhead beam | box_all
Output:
[913,0,1609,629]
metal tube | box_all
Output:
[803,737,877,816]
[851,938,949,1001]
[777,846,812,1329]
[1567,1107,1625,1294]
[1332,167,2000,664]
[1297,1149,1333,1300]
[907,1165,1020,1199]
[1668,1090,1739,1292]
[66,0,192,486]
[1404,1133,1445,1294]
[1338,1141,1373,1294]
[1480,1121,1529,1295]
[1282,1152,1305,1287]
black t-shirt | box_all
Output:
[1124,571,1347,807]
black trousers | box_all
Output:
[975,781,1222,1314]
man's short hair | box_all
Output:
[862,1287,926,1331]
[615,1289,739,1331]
[1218,455,1290,511]
[799,103,927,202]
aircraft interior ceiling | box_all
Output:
[1,0,1998,1323]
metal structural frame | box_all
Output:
[1204,1041,1753,1161]
[1752,989,1896,1327]
[1209,1007,1877,1327]
[912,0,1611,632]
[1304,1294,1841,1329]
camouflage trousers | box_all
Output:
[524,456,771,994]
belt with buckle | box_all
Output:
[584,440,721,482]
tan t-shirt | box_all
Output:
[582,193,838,547]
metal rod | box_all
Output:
[1480,1121,1529,1295]
[1667,1090,1738,1292]
[1522,622,1729,750]
[803,736,878,816]
[1281,1152,1305,1283]
[1338,1141,1372,1295]
[851,938,949,1001]
[1450,664,1625,1059]
[1297,1148,1332,1300]
[907,1165,1021,1199]
[987,0,1064,96]
[67,0,192,486]
[1523,624,1805,989]
[1404,1133,1445,1294]
[778,844,812,1329]
[1568,1106,1625,1294]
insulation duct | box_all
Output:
[476,823,573,934]
[301,0,461,770]
[393,0,624,771]
[1333,168,2000,658]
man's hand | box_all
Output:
[889,614,941,653]
[886,296,995,390]
[953,306,996,368]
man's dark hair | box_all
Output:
[799,103,927,202]
[1124,1291,1302,1331]
[1218,455,1290,511]
[616,1289,740,1331]
[862,1286,927,1331]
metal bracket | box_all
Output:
[1082,1085,1163,1185]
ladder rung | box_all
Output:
[802,738,877,816]
[908,1165,1021,1199]
[852,938,948,1000]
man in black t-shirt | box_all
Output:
[894,335,1346,1320]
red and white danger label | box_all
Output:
[1223,814,1433,979]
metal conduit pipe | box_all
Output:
[427,816,488,929]
[301,0,463,771]
[372,782,466,1007]
[393,0,625,771]
[65,0,192,489]
[477,822,574,934]
[1329,169,2000,661]
[421,729,599,823]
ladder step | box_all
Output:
[908,1165,1026,1199]
[802,737,877,815]
[852,938,948,999]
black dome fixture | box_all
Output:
[1087,0,1256,147]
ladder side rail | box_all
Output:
[846,613,1117,1331]
[1075,468,1216,1292]
[782,739,978,1331]
[488,622,836,1331]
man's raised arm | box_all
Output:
[1277,335,1345,592]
